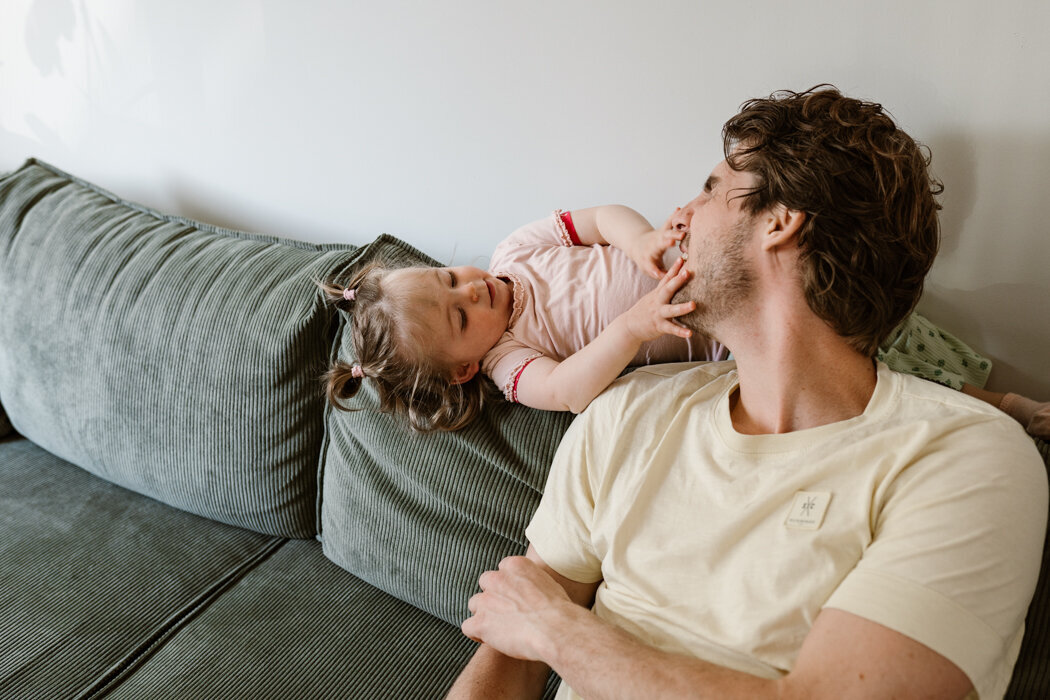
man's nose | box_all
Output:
[671,206,690,232]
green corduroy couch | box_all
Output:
[0,159,1048,699]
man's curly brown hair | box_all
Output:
[722,85,943,357]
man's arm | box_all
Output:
[445,546,600,700]
[570,205,683,279]
[460,552,973,700]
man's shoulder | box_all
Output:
[612,359,734,395]
[889,367,1021,432]
[583,360,737,421]
[880,367,1044,478]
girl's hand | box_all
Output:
[622,257,695,344]
[622,213,685,280]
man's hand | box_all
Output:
[445,547,598,699]
[462,556,582,663]
[621,256,695,344]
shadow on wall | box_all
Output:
[927,130,1050,282]
[166,178,374,249]
[26,0,75,77]
[924,132,976,260]
[920,130,1050,399]
[921,281,1050,400]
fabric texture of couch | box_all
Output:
[0,158,1048,698]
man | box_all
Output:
[446,86,1047,699]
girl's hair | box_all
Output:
[318,261,495,432]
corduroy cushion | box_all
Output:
[0,437,282,700]
[318,234,577,626]
[99,540,566,700]
[1006,437,1050,697]
[0,159,360,537]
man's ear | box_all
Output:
[450,360,480,385]
[761,205,807,251]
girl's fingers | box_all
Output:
[662,301,696,318]
[662,320,692,338]
[661,256,684,280]
[660,260,690,292]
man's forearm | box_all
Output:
[445,643,550,700]
[543,604,780,700]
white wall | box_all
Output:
[3,0,1048,396]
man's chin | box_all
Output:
[672,287,708,336]
[674,304,713,337]
[670,286,694,308]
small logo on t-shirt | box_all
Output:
[785,491,832,530]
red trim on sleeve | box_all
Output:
[560,210,582,246]
[510,356,541,403]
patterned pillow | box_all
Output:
[0,159,360,537]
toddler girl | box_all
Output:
[321,206,725,431]
[322,207,1050,437]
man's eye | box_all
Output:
[448,271,457,286]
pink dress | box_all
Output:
[481,211,728,402]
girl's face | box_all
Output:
[386,266,514,384]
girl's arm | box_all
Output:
[569,205,684,279]
[514,258,694,414]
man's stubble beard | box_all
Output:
[671,217,756,338]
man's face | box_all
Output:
[669,160,759,336]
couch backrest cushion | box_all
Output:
[318,234,576,626]
[1007,438,1050,697]
[0,159,360,537]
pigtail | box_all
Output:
[317,279,357,313]
[322,360,367,408]
[317,262,385,412]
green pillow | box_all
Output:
[318,235,576,626]
[0,407,11,438]
[0,159,360,537]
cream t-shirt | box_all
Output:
[481,212,726,401]
[526,361,1047,699]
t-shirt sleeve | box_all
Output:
[490,211,579,270]
[481,335,544,402]
[524,396,610,584]
[824,421,1047,698]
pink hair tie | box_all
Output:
[350,364,365,379]
[343,288,357,301]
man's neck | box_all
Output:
[722,316,878,436]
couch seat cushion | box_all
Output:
[0,437,281,700]
[98,539,564,699]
